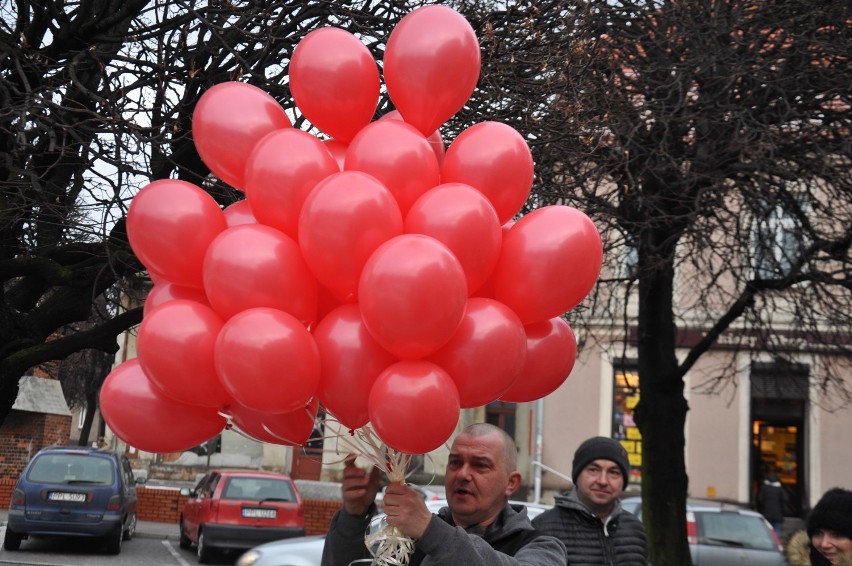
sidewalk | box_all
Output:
[0,509,177,540]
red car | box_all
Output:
[178,469,305,563]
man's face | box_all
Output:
[444,432,520,529]
[575,459,625,518]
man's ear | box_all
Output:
[505,471,522,496]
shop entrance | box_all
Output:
[750,361,808,518]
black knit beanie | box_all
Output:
[572,436,630,487]
[807,487,852,539]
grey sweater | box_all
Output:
[321,502,566,566]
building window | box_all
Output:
[486,401,517,439]
[752,194,809,279]
[613,365,642,485]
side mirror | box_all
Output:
[134,476,147,485]
[180,487,192,497]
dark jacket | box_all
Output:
[532,489,649,565]
[787,530,852,566]
[757,476,789,523]
[321,502,566,566]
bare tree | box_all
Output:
[468,1,851,564]
[0,0,431,428]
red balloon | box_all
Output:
[290,28,379,143]
[192,82,292,189]
[368,361,460,454]
[359,235,467,359]
[143,282,209,317]
[229,399,319,446]
[223,200,258,227]
[428,298,526,408]
[244,128,339,240]
[313,304,398,430]
[384,6,480,136]
[299,171,403,303]
[323,139,348,170]
[405,183,502,295]
[442,121,534,224]
[500,317,577,402]
[215,308,321,414]
[203,224,318,325]
[380,110,445,165]
[127,179,227,289]
[100,359,226,453]
[345,118,440,216]
[137,300,230,408]
[493,205,603,324]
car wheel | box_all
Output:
[3,527,22,551]
[197,529,213,564]
[105,525,123,555]
[123,512,137,541]
[178,519,192,549]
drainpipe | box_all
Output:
[533,398,544,504]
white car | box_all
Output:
[235,499,551,566]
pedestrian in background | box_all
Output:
[757,469,789,537]
[787,487,852,566]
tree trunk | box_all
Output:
[635,244,691,566]
[77,391,99,447]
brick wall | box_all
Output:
[0,411,72,479]
[0,480,341,536]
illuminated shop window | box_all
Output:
[613,366,642,486]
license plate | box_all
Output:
[48,492,86,502]
[242,508,276,519]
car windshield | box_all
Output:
[223,477,296,502]
[28,453,113,485]
[696,512,777,550]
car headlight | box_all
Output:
[235,550,260,566]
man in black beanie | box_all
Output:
[533,436,649,564]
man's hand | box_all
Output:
[341,456,382,517]
[382,482,433,539]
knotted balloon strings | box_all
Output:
[332,424,416,566]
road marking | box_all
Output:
[162,539,193,566]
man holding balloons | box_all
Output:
[321,423,566,566]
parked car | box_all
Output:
[621,496,786,565]
[3,445,140,555]
[179,469,305,563]
[235,498,553,566]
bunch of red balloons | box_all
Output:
[100,6,603,456]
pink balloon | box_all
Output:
[127,179,227,289]
[215,308,321,414]
[368,361,460,454]
[223,200,258,227]
[442,121,535,224]
[244,128,339,240]
[405,183,502,295]
[299,171,403,303]
[137,300,230,408]
[345,119,440,216]
[384,6,480,136]
[203,224,318,324]
[323,139,348,170]
[313,304,398,430]
[359,235,467,359]
[428,298,526,408]
[500,317,577,402]
[143,282,209,317]
[192,82,292,189]
[493,205,603,324]
[229,399,319,446]
[380,110,445,165]
[290,28,380,142]
[100,359,226,453]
